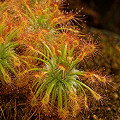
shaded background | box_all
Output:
[66,0,120,34]
[64,0,120,119]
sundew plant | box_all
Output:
[0,0,109,119]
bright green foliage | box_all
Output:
[0,12,20,84]
[13,0,62,30]
[27,42,102,118]
[0,41,18,84]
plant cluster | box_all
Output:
[0,0,109,119]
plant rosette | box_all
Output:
[25,41,106,119]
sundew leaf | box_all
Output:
[0,62,11,83]
[2,61,16,75]
[22,12,35,27]
[73,79,93,92]
[35,80,48,97]
[63,87,68,109]
[0,62,5,73]
[68,47,74,57]
[28,46,53,66]
[3,72,11,83]
[42,42,56,63]
[62,44,67,61]
[0,22,4,36]
[69,71,85,76]
[69,58,80,70]
[6,28,20,42]
[76,82,86,96]
[25,4,37,23]
[33,57,51,66]
[32,79,39,89]
[34,80,43,93]
[58,82,62,109]
[51,84,57,106]
[28,68,48,72]
[5,42,18,49]
[0,70,5,84]
[45,79,56,95]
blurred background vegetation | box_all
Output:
[65,0,120,119]
[66,0,120,34]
